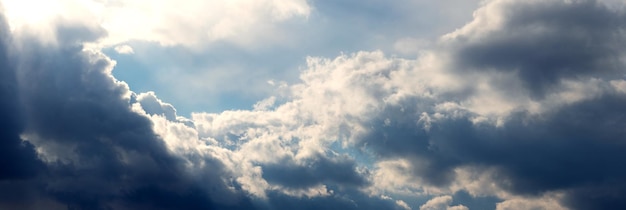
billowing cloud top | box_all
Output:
[1,0,626,210]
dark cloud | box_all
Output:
[13,26,189,208]
[363,83,626,210]
[0,10,408,210]
[0,10,44,181]
[262,154,367,189]
[449,0,626,98]
[360,103,461,187]
[0,12,249,210]
[430,93,626,198]
[3,0,626,209]
[357,1,626,209]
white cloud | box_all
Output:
[113,44,134,54]
[252,96,276,111]
[2,0,103,45]
[367,159,427,196]
[420,196,468,210]
[1,0,311,47]
[496,193,568,210]
[396,200,412,210]
[99,0,311,47]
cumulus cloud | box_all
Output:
[189,1,626,209]
[0,7,410,210]
[2,0,626,210]
[0,10,259,209]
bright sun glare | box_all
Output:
[2,0,62,29]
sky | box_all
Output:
[1,0,626,210]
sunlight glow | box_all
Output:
[2,0,62,29]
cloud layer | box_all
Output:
[1,0,626,210]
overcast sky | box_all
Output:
[1,0,626,210]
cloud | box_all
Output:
[0,7,44,182]
[261,154,367,190]
[0,7,412,210]
[443,0,626,98]
[186,1,626,209]
[1,0,311,47]
[0,10,257,209]
[114,45,134,54]
[420,195,468,210]
[355,0,626,209]
[190,0,626,204]
[495,193,567,210]
[96,0,487,116]
[3,0,626,210]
